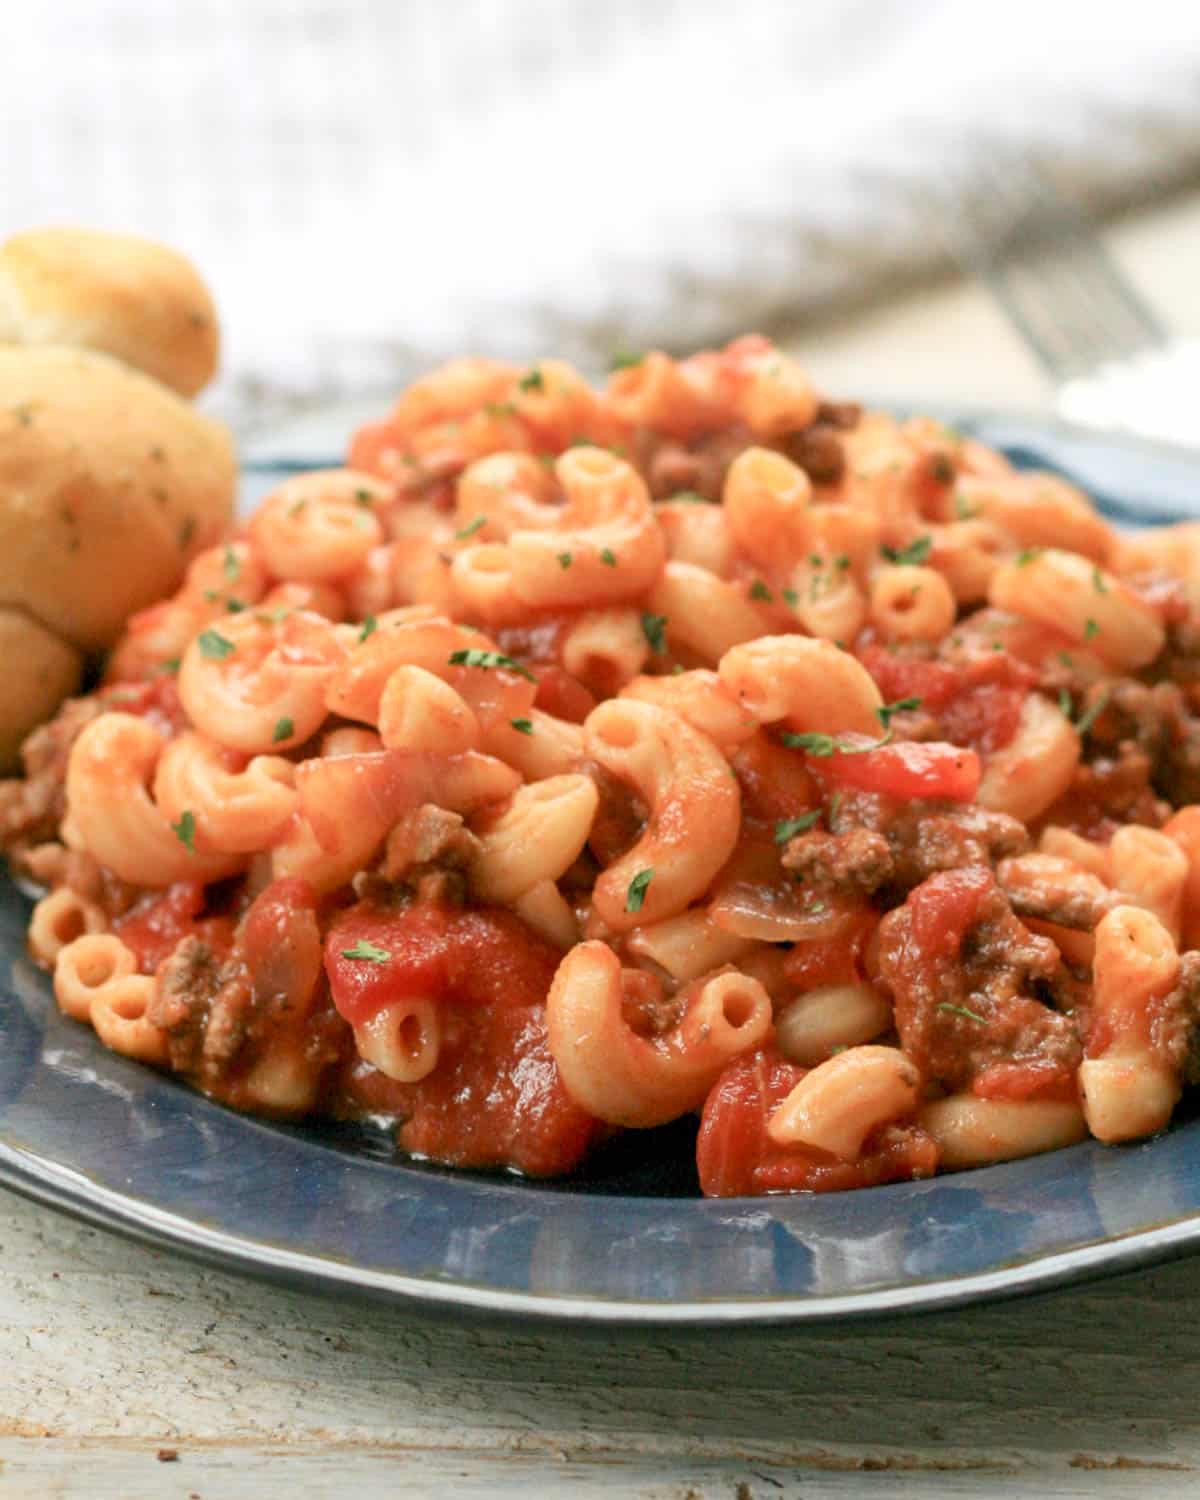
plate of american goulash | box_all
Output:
[5,227,1200,1323]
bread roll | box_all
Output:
[0,608,83,771]
[0,347,235,658]
[0,227,219,397]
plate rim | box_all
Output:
[7,408,1200,1325]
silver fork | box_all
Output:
[947,162,1200,449]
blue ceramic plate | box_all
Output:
[3,411,1200,1326]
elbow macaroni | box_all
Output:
[9,333,1200,1196]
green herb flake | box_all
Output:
[1084,618,1100,641]
[1075,692,1110,738]
[600,547,617,567]
[171,810,196,853]
[625,868,654,914]
[610,351,645,371]
[225,598,246,613]
[782,587,799,608]
[359,615,378,643]
[748,580,773,603]
[341,939,391,964]
[953,491,976,520]
[668,490,712,504]
[1015,547,1043,567]
[160,657,181,676]
[448,648,538,683]
[557,551,574,570]
[876,696,923,730]
[354,488,374,508]
[222,546,241,582]
[287,498,308,518]
[455,514,487,540]
[272,717,294,744]
[881,536,932,567]
[640,613,669,654]
[485,401,517,420]
[937,1001,986,1024]
[774,811,821,844]
[197,629,235,661]
[1092,565,1109,595]
[1057,688,1073,718]
[510,718,534,736]
[782,729,892,757]
[518,368,545,393]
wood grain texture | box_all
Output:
[4,1189,1200,1497]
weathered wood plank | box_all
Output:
[0,1440,1193,1500]
[6,1189,1200,1493]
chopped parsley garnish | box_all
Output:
[625,868,654,913]
[1015,547,1042,567]
[1092,565,1109,594]
[448,648,537,683]
[557,551,573,570]
[668,490,712,504]
[781,729,892,756]
[171,810,196,852]
[774,811,821,844]
[226,598,246,613]
[600,547,617,567]
[354,487,374,507]
[287,497,308,518]
[518,368,545,393]
[197,629,235,660]
[937,1002,986,1024]
[485,401,517,419]
[876,696,922,730]
[953,491,976,520]
[272,717,294,743]
[160,657,181,676]
[749,580,774,602]
[341,940,391,964]
[1057,687,1073,718]
[1084,618,1100,641]
[510,718,534,735]
[359,615,378,643]
[881,536,932,566]
[610,351,645,371]
[641,613,669,654]
[782,587,799,608]
[455,514,487,540]
[1075,692,1110,738]
[222,546,240,582]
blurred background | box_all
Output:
[7,0,1200,436]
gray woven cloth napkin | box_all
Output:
[7,0,1200,432]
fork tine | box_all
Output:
[943,155,1165,383]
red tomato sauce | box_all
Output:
[334,1003,601,1178]
[857,643,1031,755]
[325,898,563,1028]
[696,1047,937,1196]
[113,882,235,975]
[808,737,981,803]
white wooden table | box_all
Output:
[11,189,1200,1500]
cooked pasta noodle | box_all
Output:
[4,333,1200,1196]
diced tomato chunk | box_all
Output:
[908,866,992,962]
[336,1004,600,1177]
[696,1047,937,1197]
[114,883,234,975]
[809,738,981,803]
[325,899,562,1027]
[532,664,596,724]
[856,643,1031,754]
[781,910,879,994]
